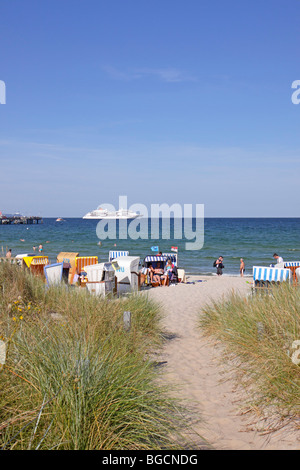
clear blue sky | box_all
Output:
[0,0,299,217]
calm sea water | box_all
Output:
[1,218,299,276]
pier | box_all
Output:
[0,216,43,225]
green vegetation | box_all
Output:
[199,284,300,426]
[0,262,186,450]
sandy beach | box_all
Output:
[144,275,300,450]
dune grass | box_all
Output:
[199,283,300,425]
[0,263,187,450]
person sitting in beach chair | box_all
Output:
[149,262,163,286]
[161,259,175,286]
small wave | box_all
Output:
[185,271,252,278]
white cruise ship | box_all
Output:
[83,207,141,220]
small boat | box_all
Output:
[55,218,64,222]
[83,207,141,220]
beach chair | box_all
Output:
[44,263,63,287]
[84,263,116,296]
[252,266,291,294]
[76,256,98,274]
[16,254,49,276]
[143,255,167,287]
[162,253,178,267]
[0,257,19,266]
[110,256,140,294]
[284,261,300,286]
[143,255,180,287]
[109,250,129,262]
[57,252,79,284]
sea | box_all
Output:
[1,218,299,276]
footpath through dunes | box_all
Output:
[145,275,300,450]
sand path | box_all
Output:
[145,275,299,450]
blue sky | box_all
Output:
[0,0,299,217]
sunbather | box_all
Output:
[148,263,162,285]
[153,262,164,285]
[161,259,174,286]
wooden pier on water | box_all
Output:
[0,216,43,225]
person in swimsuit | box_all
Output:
[240,258,245,277]
[153,262,164,285]
[148,263,162,285]
[161,259,174,286]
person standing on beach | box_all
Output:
[5,249,12,258]
[218,256,224,276]
[240,258,245,277]
[214,256,224,276]
[273,253,283,264]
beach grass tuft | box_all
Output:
[199,284,300,425]
[0,263,186,450]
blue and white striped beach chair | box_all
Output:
[143,255,179,286]
[109,250,129,262]
[253,266,291,292]
[284,261,300,285]
[162,253,178,267]
[144,255,167,264]
[284,261,300,267]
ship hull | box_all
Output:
[83,214,140,220]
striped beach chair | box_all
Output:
[76,256,98,274]
[143,255,179,286]
[284,261,300,285]
[284,261,300,267]
[144,255,167,265]
[162,253,178,267]
[109,250,129,262]
[253,266,291,293]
